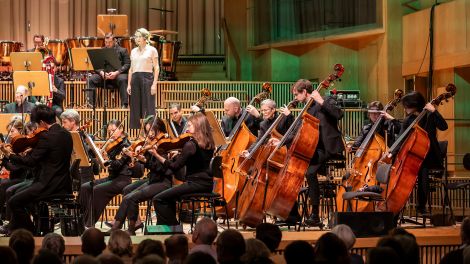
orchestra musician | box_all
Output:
[242,98,294,155]
[60,109,99,184]
[127,28,159,129]
[398,91,448,215]
[219,97,262,137]
[87,33,131,108]
[2,105,73,233]
[108,116,172,235]
[169,103,187,136]
[79,120,141,228]
[348,101,401,151]
[274,79,344,226]
[153,113,215,226]
[27,34,51,54]
[3,86,35,114]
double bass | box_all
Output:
[336,89,403,212]
[378,84,456,214]
[265,64,344,221]
[214,83,272,217]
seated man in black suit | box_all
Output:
[4,85,35,114]
[220,96,262,137]
[87,33,131,108]
[1,105,73,233]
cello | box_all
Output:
[214,83,272,217]
[265,64,344,220]
[336,89,403,212]
[378,84,456,214]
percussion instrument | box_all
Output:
[46,39,68,67]
[0,41,22,66]
[66,37,104,49]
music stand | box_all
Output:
[0,114,30,134]
[205,111,226,147]
[70,131,91,167]
[10,52,42,71]
[97,15,129,36]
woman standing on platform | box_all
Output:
[127,28,159,129]
[153,113,215,226]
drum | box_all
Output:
[117,37,135,55]
[66,37,104,48]
[0,41,23,66]
[160,40,181,66]
[46,39,68,67]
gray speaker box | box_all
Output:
[331,212,395,237]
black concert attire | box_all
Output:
[80,136,139,227]
[153,139,214,225]
[87,45,131,107]
[247,112,294,152]
[129,45,158,129]
[114,152,172,224]
[74,131,100,189]
[7,123,73,232]
[0,159,29,222]
[51,75,66,117]
[3,101,35,114]
[221,109,262,137]
[399,110,448,212]
[170,117,187,136]
[285,96,344,222]
[352,118,401,149]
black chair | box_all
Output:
[178,156,230,233]
[35,159,84,236]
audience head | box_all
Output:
[133,239,165,263]
[0,246,17,264]
[462,217,470,245]
[32,249,62,264]
[367,247,400,264]
[9,228,35,264]
[135,254,164,264]
[331,224,357,250]
[375,236,406,263]
[241,238,272,264]
[72,255,100,264]
[314,233,350,264]
[216,229,246,264]
[60,109,81,131]
[223,97,241,118]
[284,240,315,264]
[81,227,106,257]
[31,105,56,126]
[256,223,282,253]
[184,252,217,264]
[97,253,124,264]
[394,234,419,264]
[108,229,133,258]
[41,233,65,259]
[165,234,189,264]
[192,217,218,245]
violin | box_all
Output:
[9,127,48,154]
[102,135,125,154]
[138,133,192,156]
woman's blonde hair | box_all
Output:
[188,113,215,150]
[135,28,151,43]
[108,230,133,257]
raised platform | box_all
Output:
[0,225,461,264]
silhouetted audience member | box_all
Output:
[189,218,218,261]
[108,230,133,264]
[367,247,400,264]
[81,227,106,257]
[135,254,165,264]
[165,234,189,264]
[441,217,470,264]
[393,234,419,264]
[216,229,246,264]
[97,253,124,264]
[331,224,364,264]
[255,223,283,264]
[0,246,17,264]
[241,238,273,264]
[283,240,315,264]
[32,249,62,264]
[72,255,100,264]
[375,236,406,263]
[314,233,350,264]
[184,251,217,264]
[9,229,35,264]
[133,239,166,263]
[41,233,65,261]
